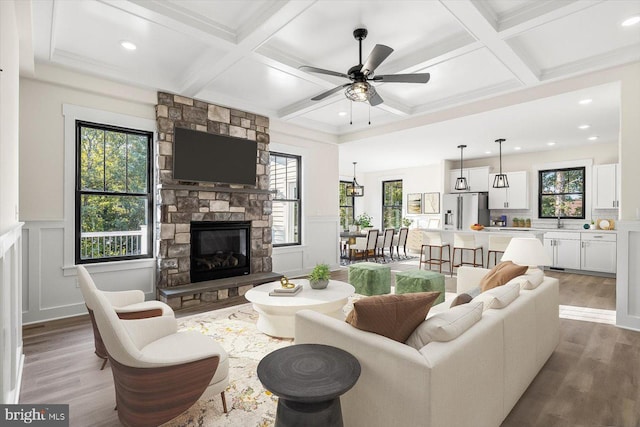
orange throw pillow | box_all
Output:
[346,292,440,342]
[479,261,528,292]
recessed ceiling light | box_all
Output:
[514,147,522,151]
[547,141,556,146]
[578,124,590,130]
[120,41,137,51]
[485,151,492,154]
[338,111,347,116]
[622,15,640,27]
[588,136,599,141]
[579,99,592,105]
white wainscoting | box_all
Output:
[272,216,340,278]
[616,220,640,331]
[22,221,156,324]
[1,223,24,404]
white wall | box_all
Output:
[19,67,157,324]
[1,0,24,404]
[355,163,444,230]
[270,120,340,276]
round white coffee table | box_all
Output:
[245,279,355,338]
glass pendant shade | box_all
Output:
[346,162,364,197]
[455,144,468,191]
[492,138,509,188]
[455,177,468,190]
[493,173,509,188]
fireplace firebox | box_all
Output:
[190,221,251,282]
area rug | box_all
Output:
[163,299,359,427]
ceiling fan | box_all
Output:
[299,28,430,106]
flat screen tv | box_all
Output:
[173,127,257,185]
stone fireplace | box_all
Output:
[155,92,272,305]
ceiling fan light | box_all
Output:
[455,177,468,191]
[345,82,375,102]
[493,174,509,188]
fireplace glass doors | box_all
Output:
[190,221,251,282]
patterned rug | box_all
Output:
[163,299,359,427]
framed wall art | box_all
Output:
[407,193,423,214]
[423,192,440,214]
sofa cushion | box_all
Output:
[450,286,481,308]
[473,282,520,311]
[479,261,528,292]
[346,292,440,342]
[521,269,545,289]
[405,301,483,350]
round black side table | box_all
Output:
[257,343,361,427]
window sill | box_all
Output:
[62,257,156,277]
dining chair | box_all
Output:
[349,229,379,262]
[376,228,395,261]
[392,227,409,259]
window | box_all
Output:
[382,180,403,229]
[76,121,153,263]
[538,167,585,219]
[270,152,301,246]
[339,181,355,230]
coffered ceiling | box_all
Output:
[27,0,640,172]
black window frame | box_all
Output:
[75,120,154,264]
[382,179,403,230]
[538,166,586,219]
[270,151,302,247]
[339,180,355,230]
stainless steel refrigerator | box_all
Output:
[442,192,490,230]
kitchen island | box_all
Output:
[408,227,617,275]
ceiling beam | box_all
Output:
[440,0,540,85]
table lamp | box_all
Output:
[501,238,551,273]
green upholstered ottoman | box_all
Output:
[395,270,445,305]
[348,262,391,296]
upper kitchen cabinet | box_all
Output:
[593,164,620,209]
[488,171,529,210]
[450,166,489,193]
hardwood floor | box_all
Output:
[19,261,638,427]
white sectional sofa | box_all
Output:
[294,266,559,427]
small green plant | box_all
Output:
[309,263,331,282]
[402,217,413,227]
[355,213,373,228]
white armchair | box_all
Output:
[80,268,229,427]
[77,265,174,369]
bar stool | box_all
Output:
[419,232,452,275]
[452,233,483,273]
[487,235,512,268]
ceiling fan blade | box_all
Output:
[369,91,384,106]
[311,83,351,101]
[299,65,349,79]
[372,73,431,83]
[360,44,394,76]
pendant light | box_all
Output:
[492,138,509,188]
[454,145,468,191]
[346,162,364,197]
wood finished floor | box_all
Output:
[20,262,638,427]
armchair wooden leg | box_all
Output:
[100,357,108,370]
[221,391,228,413]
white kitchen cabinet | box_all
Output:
[593,163,620,209]
[488,171,528,210]
[543,232,581,270]
[581,233,617,273]
[450,167,489,192]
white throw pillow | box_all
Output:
[473,282,520,311]
[521,269,545,289]
[405,301,483,350]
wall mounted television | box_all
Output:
[173,127,257,185]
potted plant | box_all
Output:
[355,213,373,230]
[309,263,331,289]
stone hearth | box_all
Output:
[155,92,272,306]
